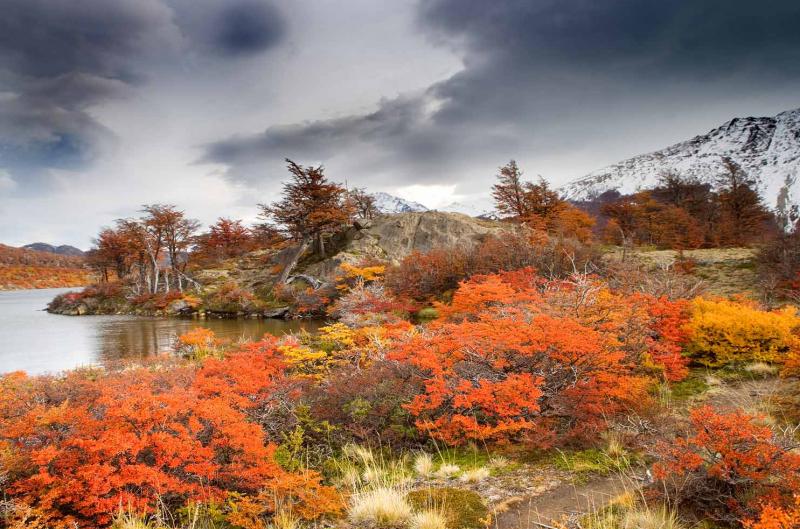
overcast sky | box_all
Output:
[1,0,799,248]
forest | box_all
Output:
[2,159,800,529]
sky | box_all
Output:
[1,0,799,248]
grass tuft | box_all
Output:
[435,464,461,479]
[349,487,413,528]
[409,509,448,529]
[459,467,490,483]
[413,452,435,477]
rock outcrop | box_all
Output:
[303,211,509,278]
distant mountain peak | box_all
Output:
[371,192,429,214]
[23,243,85,257]
[559,106,800,220]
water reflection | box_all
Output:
[0,287,323,375]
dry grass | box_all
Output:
[270,510,301,529]
[413,453,435,477]
[621,247,759,297]
[487,455,510,470]
[621,506,685,529]
[459,467,490,483]
[409,509,448,529]
[744,362,779,376]
[112,512,158,529]
[434,464,461,479]
[349,487,413,528]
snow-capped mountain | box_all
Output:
[560,107,800,219]
[437,200,498,219]
[370,192,498,219]
[371,192,429,214]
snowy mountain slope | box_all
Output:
[437,199,498,219]
[559,107,800,219]
[371,192,429,214]
[371,192,498,219]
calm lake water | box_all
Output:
[0,288,323,375]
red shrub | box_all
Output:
[653,406,800,526]
[0,344,340,527]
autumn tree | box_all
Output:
[261,159,354,283]
[493,161,563,223]
[194,217,256,262]
[602,192,704,249]
[88,227,133,282]
[348,187,378,219]
[716,158,772,246]
[142,204,199,292]
[492,160,528,219]
[492,160,596,243]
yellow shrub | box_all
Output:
[318,322,356,348]
[336,263,386,291]
[686,298,800,367]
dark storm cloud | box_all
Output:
[418,0,800,76]
[0,0,287,186]
[206,96,428,164]
[0,0,175,182]
[215,1,287,56]
[206,0,800,188]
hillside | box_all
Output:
[560,107,800,219]
[0,244,91,290]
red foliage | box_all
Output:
[653,406,800,526]
[641,295,692,381]
[390,269,651,446]
[0,342,340,527]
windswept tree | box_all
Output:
[260,159,354,283]
[492,160,528,219]
[492,160,594,241]
[87,206,198,294]
[348,187,377,219]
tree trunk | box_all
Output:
[276,238,310,285]
[317,232,326,258]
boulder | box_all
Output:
[167,299,192,315]
[263,306,290,319]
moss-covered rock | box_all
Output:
[406,488,489,529]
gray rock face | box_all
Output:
[303,211,509,280]
[355,211,507,262]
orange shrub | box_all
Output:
[653,406,800,526]
[389,269,655,446]
[0,344,341,528]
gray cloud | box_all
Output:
[418,0,800,77]
[0,0,287,188]
[204,0,800,192]
[215,1,287,56]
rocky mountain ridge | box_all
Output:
[559,107,800,221]
[23,243,85,256]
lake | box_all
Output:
[0,287,324,375]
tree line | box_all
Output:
[88,156,785,297]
